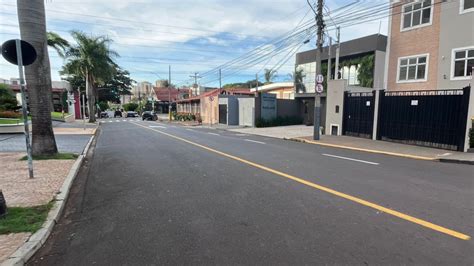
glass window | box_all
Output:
[464,0,474,10]
[455,51,465,59]
[453,48,474,78]
[399,66,407,80]
[408,66,417,80]
[398,55,428,82]
[454,61,466,77]
[298,62,316,93]
[417,64,426,79]
[402,0,432,29]
[422,8,431,23]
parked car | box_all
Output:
[114,110,122,118]
[100,111,109,118]
[142,111,158,121]
[126,111,138,118]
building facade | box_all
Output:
[294,34,387,125]
[250,82,295,99]
[385,0,473,91]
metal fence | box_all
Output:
[376,87,470,151]
[342,91,375,138]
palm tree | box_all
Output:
[264,68,277,84]
[17,0,58,156]
[290,68,306,93]
[61,31,118,122]
[47,32,69,58]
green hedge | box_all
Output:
[255,116,303,128]
[172,112,196,121]
[470,127,474,148]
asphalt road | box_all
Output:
[29,120,474,265]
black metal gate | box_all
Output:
[377,87,470,151]
[342,91,375,138]
[218,104,227,124]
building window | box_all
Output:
[341,65,360,86]
[401,0,432,30]
[298,62,316,93]
[397,54,429,82]
[452,47,474,79]
[461,0,474,13]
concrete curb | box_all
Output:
[438,158,474,165]
[287,137,437,161]
[1,133,96,266]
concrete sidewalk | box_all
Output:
[228,125,474,164]
[0,121,97,154]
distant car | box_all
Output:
[100,111,109,118]
[142,111,157,121]
[126,111,138,118]
[114,110,122,118]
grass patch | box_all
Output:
[20,152,78,161]
[51,112,68,120]
[0,118,22,125]
[0,202,53,234]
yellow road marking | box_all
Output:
[131,122,471,241]
[291,138,436,161]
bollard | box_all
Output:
[0,190,7,218]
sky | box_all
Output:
[0,0,388,88]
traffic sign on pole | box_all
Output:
[316,74,324,84]
[316,84,324,94]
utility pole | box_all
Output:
[189,72,201,96]
[308,0,325,140]
[335,26,340,79]
[256,73,259,92]
[15,40,33,178]
[168,65,172,121]
[219,69,222,90]
[328,37,332,80]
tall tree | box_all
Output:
[98,65,135,103]
[17,0,58,156]
[61,31,118,122]
[264,68,277,84]
[289,68,306,93]
[47,32,69,58]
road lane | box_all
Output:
[132,122,471,239]
[135,122,474,237]
[29,121,473,265]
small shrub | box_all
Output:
[123,103,138,111]
[470,127,474,148]
[255,116,303,128]
[0,111,21,119]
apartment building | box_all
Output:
[385,0,474,91]
[132,81,154,100]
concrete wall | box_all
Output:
[260,93,277,120]
[297,97,326,129]
[219,96,239,125]
[201,98,218,125]
[373,50,386,89]
[276,99,300,117]
[325,80,346,135]
[238,98,255,126]
[464,76,474,152]
[437,1,474,89]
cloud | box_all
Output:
[1,0,389,85]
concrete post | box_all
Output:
[372,90,380,140]
[463,76,473,152]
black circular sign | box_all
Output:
[1,39,37,66]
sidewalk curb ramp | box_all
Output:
[1,131,98,266]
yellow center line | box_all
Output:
[130,122,471,241]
